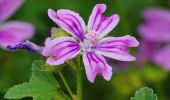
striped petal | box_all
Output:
[93,35,139,61]
[83,52,112,83]
[0,0,24,22]
[42,37,81,65]
[0,21,34,49]
[88,4,119,38]
[48,9,85,42]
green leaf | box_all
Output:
[52,28,70,39]
[5,60,70,100]
[130,87,158,100]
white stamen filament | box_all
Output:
[81,30,100,52]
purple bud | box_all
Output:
[7,41,44,55]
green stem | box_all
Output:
[58,71,74,100]
[53,91,71,100]
[77,56,83,100]
[115,0,131,34]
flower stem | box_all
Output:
[114,0,131,34]
[58,71,74,100]
[77,56,83,100]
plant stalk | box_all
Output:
[77,56,83,100]
[58,71,74,100]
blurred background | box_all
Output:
[0,0,170,100]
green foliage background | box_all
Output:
[0,0,170,100]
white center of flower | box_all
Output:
[81,30,100,52]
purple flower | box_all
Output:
[0,0,35,49]
[153,45,170,70]
[0,22,34,49]
[43,4,139,83]
[137,8,170,70]
[0,0,24,22]
[138,8,170,42]
[137,40,160,66]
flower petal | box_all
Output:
[88,4,119,38]
[48,9,85,41]
[153,45,170,70]
[143,8,170,23]
[136,40,160,66]
[50,27,57,37]
[139,8,170,42]
[0,21,35,49]
[44,37,52,46]
[42,37,81,65]
[138,23,170,42]
[0,0,24,22]
[83,52,112,83]
[93,35,139,61]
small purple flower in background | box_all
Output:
[139,8,170,42]
[137,40,160,66]
[43,4,139,83]
[0,22,34,49]
[106,58,130,73]
[0,0,23,22]
[137,8,170,70]
[153,45,170,70]
[6,27,53,54]
[0,0,34,49]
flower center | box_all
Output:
[81,30,100,52]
